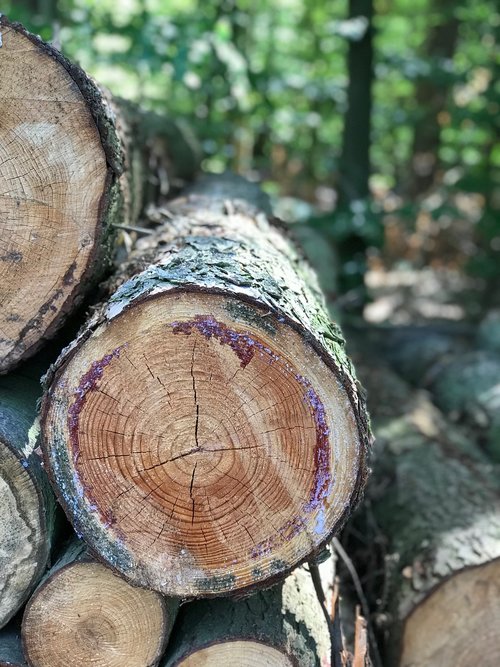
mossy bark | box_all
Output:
[375,326,500,461]
[349,338,500,665]
[41,175,371,597]
[162,567,330,666]
[0,375,57,629]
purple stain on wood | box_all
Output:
[173,315,332,547]
[170,315,256,368]
[66,347,123,529]
[298,378,332,515]
[68,346,123,464]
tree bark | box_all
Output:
[0,17,200,373]
[22,539,175,667]
[377,326,500,461]
[161,566,331,666]
[0,621,27,667]
[0,375,56,629]
[41,174,371,598]
[338,0,374,204]
[408,0,460,196]
[349,339,500,667]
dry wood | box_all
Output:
[161,566,330,666]
[0,375,56,629]
[41,176,371,597]
[0,17,199,372]
[22,540,175,667]
[350,339,500,667]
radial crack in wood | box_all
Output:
[41,178,371,597]
[0,18,199,372]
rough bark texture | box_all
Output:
[349,337,500,666]
[41,175,371,598]
[0,17,199,373]
[379,327,500,461]
[0,621,27,667]
[22,538,176,667]
[162,567,330,666]
[0,375,56,629]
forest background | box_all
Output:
[5,0,500,320]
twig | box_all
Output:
[308,561,344,667]
[332,538,383,667]
[353,606,371,667]
[112,223,153,235]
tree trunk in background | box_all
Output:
[339,0,374,205]
[41,175,371,599]
[409,0,460,196]
[336,0,375,300]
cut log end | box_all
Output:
[22,560,168,667]
[43,291,362,596]
[0,18,110,371]
[0,440,49,628]
[173,641,293,666]
[400,558,500,667]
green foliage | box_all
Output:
[3,0,500,295]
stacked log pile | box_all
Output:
[3,14,499,667]
[346,330,500,666]
[1,17,372,667]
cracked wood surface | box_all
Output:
[0,18,199,373]
[41,178,371,597]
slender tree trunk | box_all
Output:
[408,0,460,196]
[41,174,371,599]
[338,0,374,204]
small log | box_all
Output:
[161,566,330,666]
[0,620,27,667]
[41,176,371,597]
[0,375,56,629]
[0,17,199,372]
[22,539,175,667]
[350,341,500,667]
